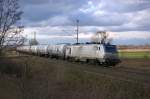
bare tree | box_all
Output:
[91,31,112,44]
[0,0,23,53]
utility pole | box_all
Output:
[76,19,79,44]
[61,20,80,44]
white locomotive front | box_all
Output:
[65,44,120,65]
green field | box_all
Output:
[119,51,150,59]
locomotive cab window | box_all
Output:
[105,45,117,53]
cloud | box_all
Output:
[21,0,150,30]
[91,0,150,13]
[39,16,72,26]
[21,0,50,5]
[22,0,87,23]
[23,26,150,43]
[20,0,150,45]
[110,31,150,39]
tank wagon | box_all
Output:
[30,45,38,55]
[37,45,49,56]
[47,44,67,58]
[17,46,31,53]
[16,43,120,66]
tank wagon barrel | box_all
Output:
[37,45,49,56]
[16,43,120,66]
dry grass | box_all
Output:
[0,52,150,99]
[63,69,150,99]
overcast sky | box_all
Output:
[20,0,150,45]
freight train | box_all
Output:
[16,43,120,66]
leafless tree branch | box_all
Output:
[0,0,23,52]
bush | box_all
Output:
[0,59,23,77]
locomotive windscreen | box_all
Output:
[104,45,117,53]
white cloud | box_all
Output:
[23,26,150,42]
[21,0,150,44]
[110,31,150,39]
[79,1,96,13]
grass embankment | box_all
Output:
[119,51,150,59]
[0,52,150,99]
[64,69,150,99]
